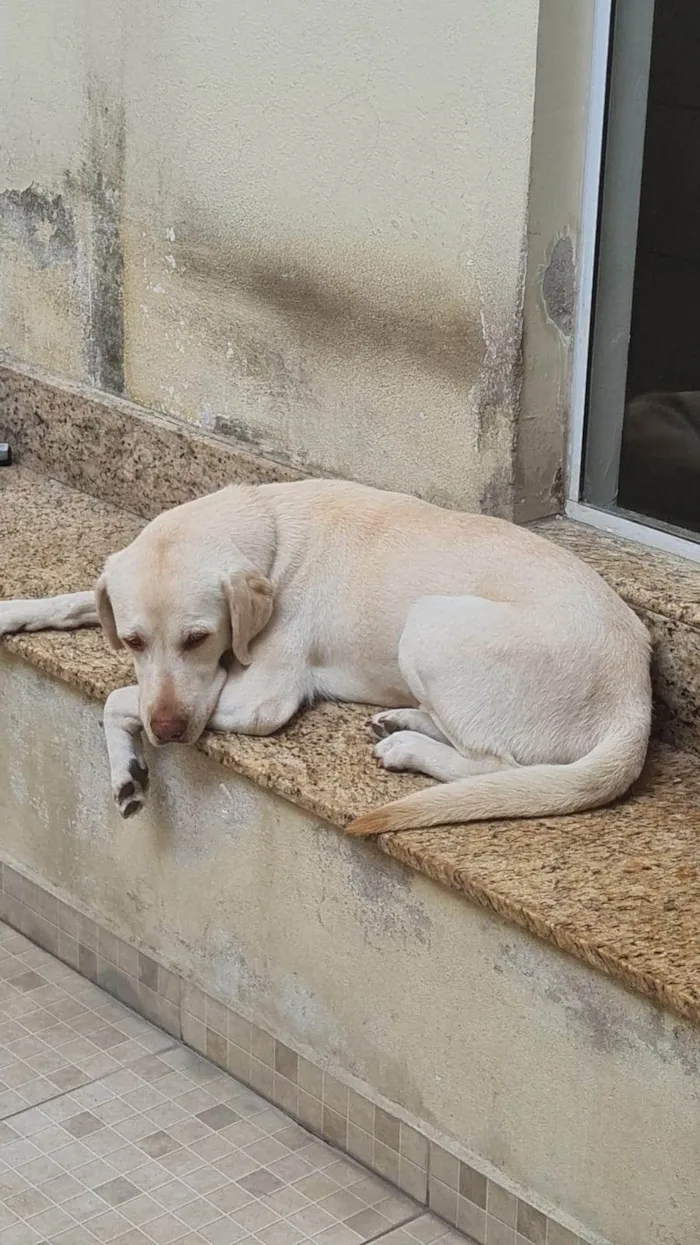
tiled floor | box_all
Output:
[0,923,472,1245]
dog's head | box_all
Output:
[96,528,273,746]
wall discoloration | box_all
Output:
[2,655,700,1245]
[70,80,126,393]
[125,216,522,515]
[0,186,76,267]
[172,225,486,391]
[0,86,125,393]
[316,829,432,950]
[541,236,574,338]
[0,0,551,516]
[0,183,84,379]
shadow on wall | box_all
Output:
[169,216,487,392]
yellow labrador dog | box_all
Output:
[0,479,651,835]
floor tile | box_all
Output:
[0,923,479,1245]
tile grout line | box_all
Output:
[0,1040,181,1126]
[0,870,595,1245]
[363,1211,427,1243]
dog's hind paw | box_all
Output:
[112,758,149,818]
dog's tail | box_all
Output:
[346,713,650,837]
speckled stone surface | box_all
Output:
[537,516,700,758]
[3,467,700,1029]
[0,358,301,521]
[536,515,700,628]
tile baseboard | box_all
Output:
[0,856,602,1245]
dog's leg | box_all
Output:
[103,686,150,818]
[0,591,97,635]
[373,731,509,781]
[208,666,306,736]
[370,708,449,743]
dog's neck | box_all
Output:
[219,488,278,579]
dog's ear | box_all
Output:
[94,574,122,650]
[225,570,274,666]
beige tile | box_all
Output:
[323,1105,348,1148]
[247,1055,274,1097]
[488,1182,517,1229]
[428,1176,458,1226]
[144,1211,190,1242]
[347,1090,374,1134]
[457,1196,486,1244]
[314,1225,365,1245]
[404,1214,456,1243]
[274,1041,299,1083]
[322,1072,349,1118]
[137,953,159,992]
[57,931,80,971]
[26,1205,76,1237]
[256,1221,306,1245]
[298,1090,324,1133]
[486,1216,516,1244]
[374,1106,400,1153]
[181,1012,206,1055]
[346,1123,374,1168]
[320,1188,367,1219]
[205,996,228,1038]
[205,1028,227,1069]
[516,1201,547,1245]
[460,1162,487,1209]
[226,1041,250,1083]
[250,1024,275,1066]
[400,1123,428,1170]
[157,967,180,1007]
[373,1138,400,1185]
[181,983,206,1023]
[79,916,98,951]
[347,1207,394,1237]
[176,1197,222,1229]
[5,1186,52,1217]
[227,1011,251,1051]
[398,1155,427,1202]
[275,1073,299,1117]
[297,1057,324,1099]
[115,940,140,980]
[430,1143,459,1191]
[197,1103,240,1131]
[57,901,80,939]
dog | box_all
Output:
[0,478,652,835]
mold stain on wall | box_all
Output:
[70,79,126,394]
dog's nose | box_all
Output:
[150,713,188,743]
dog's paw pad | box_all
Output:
[129,759,149,790]
[113,760,149,818]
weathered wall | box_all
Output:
[2,652,699,1245]
[0,0,549,515]
[515,0,596,521]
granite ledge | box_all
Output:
[535,515,700,630]
[3,467,700,1030]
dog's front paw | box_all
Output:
[112,758,149,818]
[0,601,29,638]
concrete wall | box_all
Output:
[0,0,556,515]
[2,651,699,1245]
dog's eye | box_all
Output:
[122,635,145,652]
[183,631,210,651]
